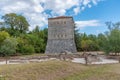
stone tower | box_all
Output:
[45,16,77,54]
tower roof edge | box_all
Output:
[48,16,73,20]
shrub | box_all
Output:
[20,45,35,55]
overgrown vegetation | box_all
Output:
[0,13,120,56]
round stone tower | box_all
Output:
[45,16,77,54]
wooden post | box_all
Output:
[119,57,120,63]
[84,52,88,65]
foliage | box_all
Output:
[20,45,35,55]
[15,28,48,54]
[0,13,47,55]
[103,22,120,54]
[74,29,82,51]
[81,39,98,51]
[16,15,29,33]
[32,25,39,33]
[0,31,10,45]
[75,31,99,51]
[97,33,107,50]
[2,13,29,36]
[31,28,48,53]
[0,37,18,56]
[16,35,35,54]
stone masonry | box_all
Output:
[45,16,77,54]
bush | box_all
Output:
[0,37,18,57]
[0,31,10,45]
[20,45,35,55]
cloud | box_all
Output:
[74,7,80,15]
[0,0,103,30]
[75,20,101,29]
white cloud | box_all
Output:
[75,20,101,29]
[74,7,80,15]
[83,0,91,6]
[92,0,98,5]
[88,4,92,8]
[24,13,48,31]
[81,7,85,11]
[43,0,80,15]
[0,0,103,30]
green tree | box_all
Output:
[0,26,7,31]
[2,13,17,30]
[97,33,107,50]
[88,34,99,51]
[0,37,18,64]
[88,34,97,42]
[104,22,120,55]
[0,31,10,45]
[20,45,35,55]
[32,25,40,33]
[75,29,81,51]
[81,39,94,51]
[16,15,29,33]
[16,29,47,54]
[2,13,29,36]
[17,35,35,54]
[75,29,89,51]
[29,28,48,53]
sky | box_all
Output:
[0,0,120,35]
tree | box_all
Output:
[75,29,89,51]
[0,37,18,64]
[32,25,40,33]
[16,15,29,33]
[88,34,97,42]
[88,34,99,51]
[28,28,48,53]
[2,13,17,30]
[16,35,35,54]
[2,13,29,36]
[16,28,48,54]
[81,39,92,51]
[103,22,120,55]
[74,29,81,51]
[0,31,10,45]
[0,26,7,31]
[107,29,120,54]
[97,33,107,50]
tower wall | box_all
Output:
[45,16,77,54]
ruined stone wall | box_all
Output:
[45,16,77,54]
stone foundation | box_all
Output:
[45,39,76,54]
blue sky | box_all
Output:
[73,0,120,34]
[0,0,120,35]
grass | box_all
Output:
[0,61,120,80]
